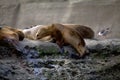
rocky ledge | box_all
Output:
[0,39,120,80]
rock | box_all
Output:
[17,38,61,58]
[85,39,120,58]
[1,38,120,58]
[0,39,120,80]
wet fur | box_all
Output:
[4,26,24,41]
[36,24,86,57]
[63,24,94,39]
[0,26,24,49]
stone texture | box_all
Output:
[0,39,120,80]
[0,0,20,27]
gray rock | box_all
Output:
[85,39,120,54]
[0,39,120,80]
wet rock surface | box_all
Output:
[0,39,120,80]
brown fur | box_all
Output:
[36,24,94,41]
[0,26,24,48]
[63,24,94,39]
[4,26,24,41]
[36,24,86,57]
